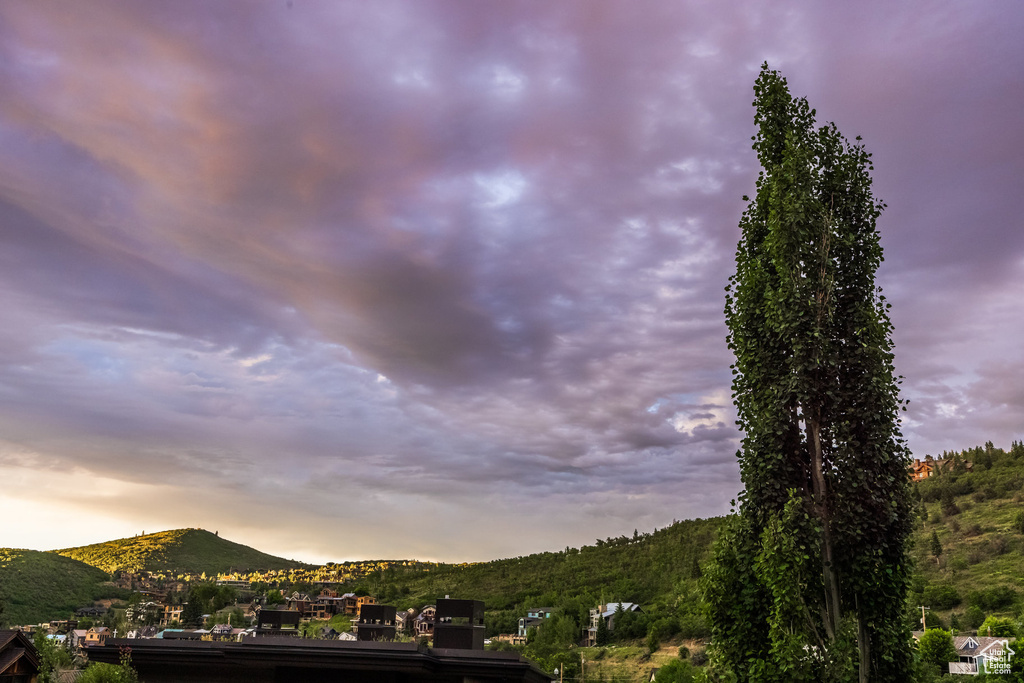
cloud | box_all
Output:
[0,1,1022,560]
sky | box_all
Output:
[1,1,1022,564]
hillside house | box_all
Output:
[911,458,934,481]
[70,630,88,651]
[84,627,111,648]
[414,605,436,639]
[949,636,1015,675]
[584,603,643,647]
[310,591,347,620]
[285,593,312,618]
[395,608,417,635]
[518,607,555,637]
[160,604,183,627]
[339,593,359,615]
[910,455,973,481]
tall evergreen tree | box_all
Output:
[706,65,913,682]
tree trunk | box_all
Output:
[858,610,870,683]
[807,417,841,640]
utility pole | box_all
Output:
[919,606,930,631]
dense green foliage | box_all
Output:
[34,630,73,683]
[0,548,126,625]
[54,528,312,574]
[76,651,139,683]
[711,64,913,682]
[382,517,719,641]
[908,441,1024,631]
[915,629,957,672]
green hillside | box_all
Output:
[0,549,126,626]
[906,440,1024,630]
[369,442,1024,640]
[53,528,312,575]
[375,517,723,638]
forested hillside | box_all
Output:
[53,528,312,575]
[0,549,126,626]
[907,440,1024,631]
[376,517,722,639]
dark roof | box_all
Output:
[88,637,552,682]
[0,630,40,674]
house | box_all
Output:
[159,605,183,627]
[126,626,159,639]
[355,595,378,614]
[0,630,40,682]
[910,455,974,481]
[518,607,555,637]
[949,636,1015,675]
[125,601,162,626]
[498,633,528,646]
[584,603,643,647]
[70,630,88,651]
[911,458,935,481]
[285,593,312,618]
[310,591,347,620]
[47,621,78,635]
[395,608,417,635]
[414,605,437,639]
[339,593,359,616]
[84,627,111,647]
[209,624,236,640]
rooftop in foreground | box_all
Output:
[90,636,552,683]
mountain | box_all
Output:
[52,528,312,575]
[0,548,126,626]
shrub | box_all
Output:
[676,613,709,640]
[968,586,1017,612]
[917,629,958,673]
[963,605,986,629]
[988,535,1010,556]
[947,555,968,572]
[654,659,695,683]
[678,645,690,659]
[940,490,960,517]
[923,584,961,610]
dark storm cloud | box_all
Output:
[0,0,1021,560]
